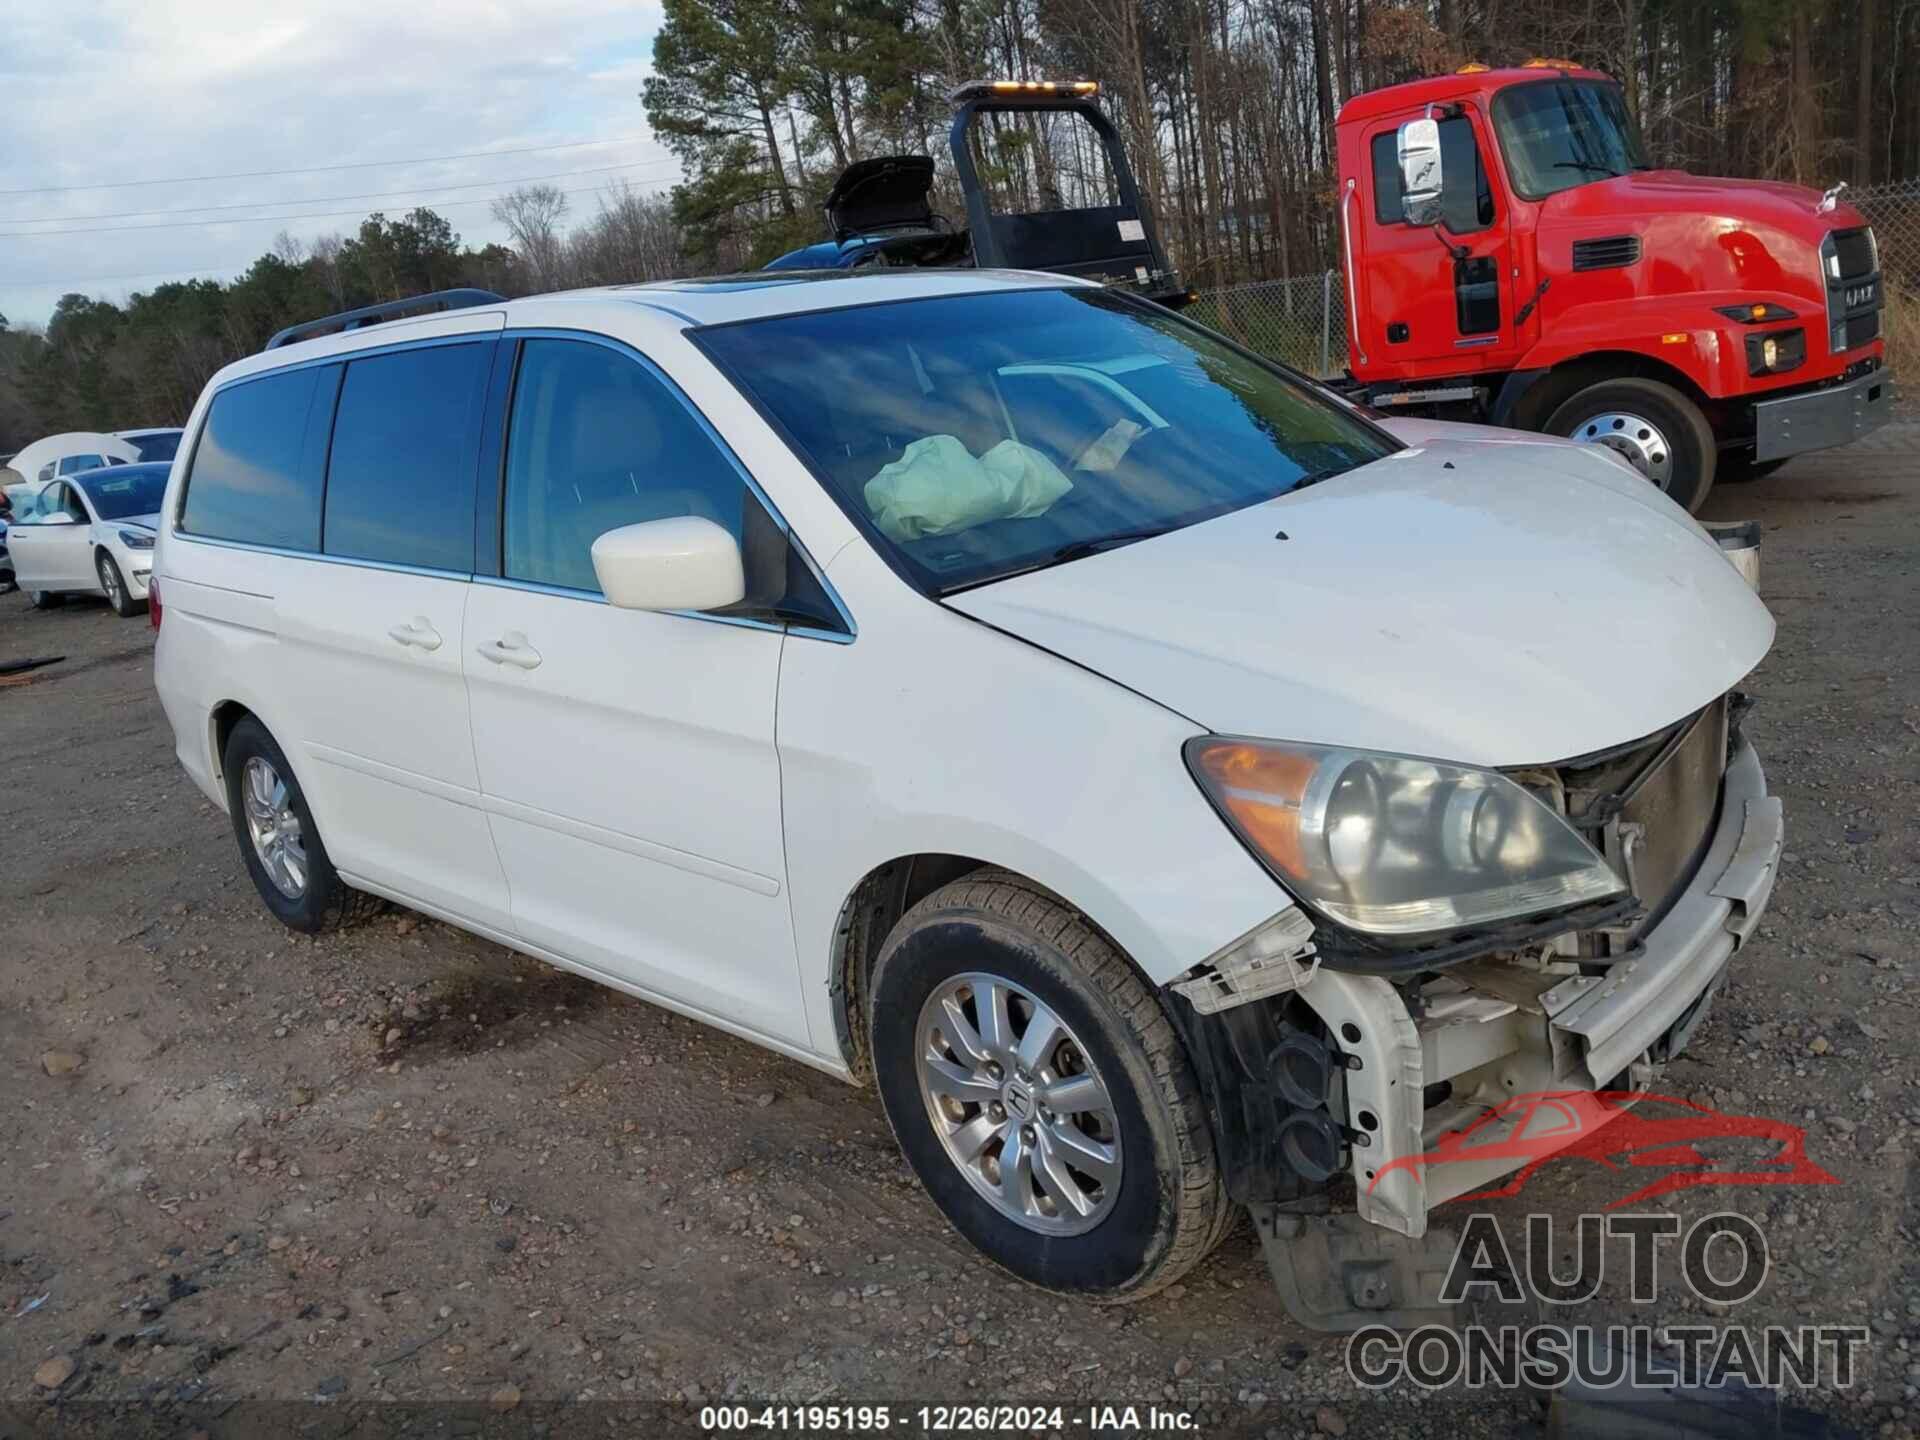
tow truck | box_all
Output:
[764,80,1190,310]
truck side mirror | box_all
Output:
[1397,117,1445,228]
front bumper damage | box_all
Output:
[1323,737,1779,1239]
[1169,737,1781,1329]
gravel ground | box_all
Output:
[1,434,1915,1439]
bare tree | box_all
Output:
[491,184,573,292]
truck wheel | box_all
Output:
[1546,377,1718,514]
[868,870,1228,1302]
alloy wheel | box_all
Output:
[1570,410,1674,491]
[914,972,1123,1236]
[241,756,308,899]
[97,555,123,608]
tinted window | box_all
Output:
[1371,118,1494,232]
[1493,80,1647,199]
[181,367,326,549]
[322,343,489,572]
[130,431,182,463]
[502,339,757,594]
[77,464,169,520]
[58,454,105,475]
[695,289,1397,594]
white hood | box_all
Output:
[947,437,1773,767]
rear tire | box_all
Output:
[96,551,142,618]
[222,716,384,934]
[28,589,63,610]
[1546,376,1718,514]
[868,870,1227,1302]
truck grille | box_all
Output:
[1831,227,1876,280]
[1823,227,1883,355]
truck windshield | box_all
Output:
[1493,80,1649,199]
[694,287,1399,595]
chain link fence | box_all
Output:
[1186,272,1348,378]
[1853,177,1920,287]
[1192,180,1920,380]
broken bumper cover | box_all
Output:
[1303,738,1781,1238]
[1543,740,1781,1087]
[1753,365,1895,461]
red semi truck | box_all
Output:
[1333,61,1895,511]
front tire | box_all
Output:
[1546,376,1718,514]
[96,551,142,618]
[869,870,1227,1301]
[222,716,383,933]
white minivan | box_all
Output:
[152,274,1781,1322]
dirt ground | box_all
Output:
[1,432,1916,1439]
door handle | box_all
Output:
[476,632,542,670]
[388,617,443,651]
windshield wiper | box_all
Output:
[1046,526,1176,564]
[1554,160,1622,176]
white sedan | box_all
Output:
[8,462,168,617]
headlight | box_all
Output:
[1186,738,1625,937]
[1745,327,1804,375]
[117,528,155,550]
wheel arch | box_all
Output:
[1502,351,1716,435]
[209,698,257,796]
[827,853,1166,1082]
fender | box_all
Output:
[780,541,1292,1067]
[1515,290,1813,401]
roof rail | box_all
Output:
[263,288,505,351]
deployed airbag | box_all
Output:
[865,435,1072,542]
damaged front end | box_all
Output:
[1165,695,1784,1331]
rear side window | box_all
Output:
[322,343,490,573]
[501,339,753,594]
[58,454,104,475]
[181,367,327,550]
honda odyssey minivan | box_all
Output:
[152,273,1781,1321]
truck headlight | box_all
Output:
[1186,737,1625,937]
[1746,327,1805,375]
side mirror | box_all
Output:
[1397,116,1445,228]
[591,516,746,613]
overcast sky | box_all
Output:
[0,0,679,330]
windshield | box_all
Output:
[695,288,1398,593]
[77,464,168,520]
[1493,80,1648,199]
